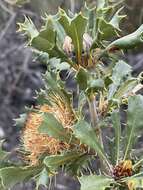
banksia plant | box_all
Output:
[1,0,143,189]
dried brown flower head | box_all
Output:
[22,95,75,165]
[113,160,133,180]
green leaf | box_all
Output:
[84,4,96,37]
[98,18,119,40]
[58,9,87,63]
[36,168,49,189]
[87,79,104,93]
[114,78,138,100]
[107,25,143,51]
[38,113,74,143]
[44,71,71,104]
[66,154,91,176]
[18,16,38,43]
[109,7,126,31]
[111,110,121,164]
[73,120,110,168]
[76,67,89,90]
[124,95,143,159]
[0,166,41,189]
[44,15,66,47]
[79,175,113,190]
[78,91,87,117]
[108,61,131,100]
[19,16,69,63]
[14,113,27,129]
[44,152,82,171]
[32,18,56,52]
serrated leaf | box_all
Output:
[79,175,113,190]
[107,25,143,51]
[114,78,138,99]
[32,19,56,52]
[0,166,41,189]
[44,152,82,171]
[14,113,27,129]
[58,9,87,63]
[111,110,121,164]
[98,18,119,40]
[73,120,110,168]
[84,5,96,37]
[109,7,126,31]
[76,67,89,90]
[44,15,66,47]
[18,16,38,42]
[124,95,143,159]
[19,17,69,63]
[38,113,74,143]
[108,60,131,100]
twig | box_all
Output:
[0,0,14,15]
[0,13,16,41]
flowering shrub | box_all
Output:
[0,0,143,189]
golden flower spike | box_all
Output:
[22,95,75,165]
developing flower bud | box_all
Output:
[63,36,73,54]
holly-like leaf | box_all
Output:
[14,113,27,129]
[19,17,69,64]
[114,78,138,100]
[109,7,126,31]
[0,166,41,189]
[58,9,87,63]
[79,175,114,190]
[124,95,143,160]
[38,113,74,143]
[98,18,119,40]
[73,120,110,168]
[107,25,143,51]
[44,152,82,171]
[111,110,121,164]
[32,18,56,52]
[18,16,38,43]
[44,15,66,47]
[108,60,131,100]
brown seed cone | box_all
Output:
[22,96,75,165]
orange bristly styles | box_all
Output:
[22,95,75,165]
